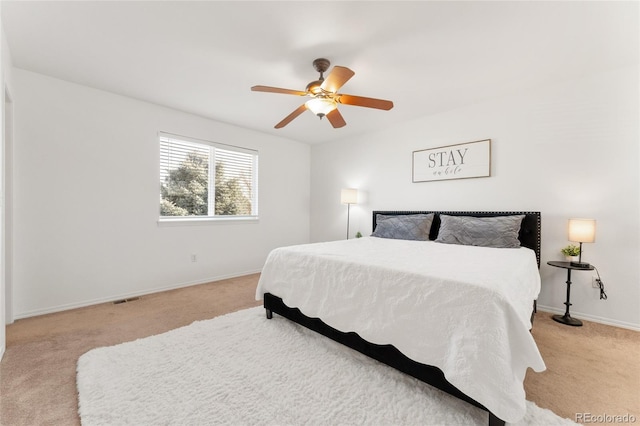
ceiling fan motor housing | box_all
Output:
[305,80,324,95]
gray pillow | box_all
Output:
[435,215,525,248]
[371,214,434,241]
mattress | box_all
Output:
[256,237,546,423]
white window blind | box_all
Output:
[159,133,258,219]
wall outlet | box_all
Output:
[191,253,197,263]
[592,276,600,288]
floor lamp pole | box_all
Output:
[346,203,351,240]
[341,188,358,240]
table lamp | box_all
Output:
[341,188,358,239]
[568,218,596,268]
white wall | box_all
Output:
[310,65,639,330]
[12,69,310,318]
[0,6,4,362]
[0,16,14,359]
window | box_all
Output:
[159,132,258,221]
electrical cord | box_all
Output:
[593,266,608,300]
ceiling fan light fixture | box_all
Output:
[305,97,337,117]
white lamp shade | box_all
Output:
[340,188,358,204]
[568,218,596,243]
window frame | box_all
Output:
[158,132,259,225]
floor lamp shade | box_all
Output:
[341,188,358,205]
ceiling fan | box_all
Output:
[251,58,394,129]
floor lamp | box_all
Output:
[341,188,358,239]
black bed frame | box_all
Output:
[264,211,541,426]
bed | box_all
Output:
[255,211,545,426]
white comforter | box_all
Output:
[255,237,546,423]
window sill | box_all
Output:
[157,216,259,227]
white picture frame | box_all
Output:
[412,139,491,183]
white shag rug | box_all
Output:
[77,307,577,426]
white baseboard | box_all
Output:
[12,269,262,320]
[537,304,640,332]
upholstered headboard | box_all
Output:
[372,211,541,267]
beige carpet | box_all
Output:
[1,273,638,425]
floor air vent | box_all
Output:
[113,297,140,305]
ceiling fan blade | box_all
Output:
[251,85,307,96]
[336,94,394,110]
[326,109,346,128]
[320,66,355,93]
[274,104,308,129]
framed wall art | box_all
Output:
[412,139,491,183]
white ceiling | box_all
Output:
[2,1,638,144]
